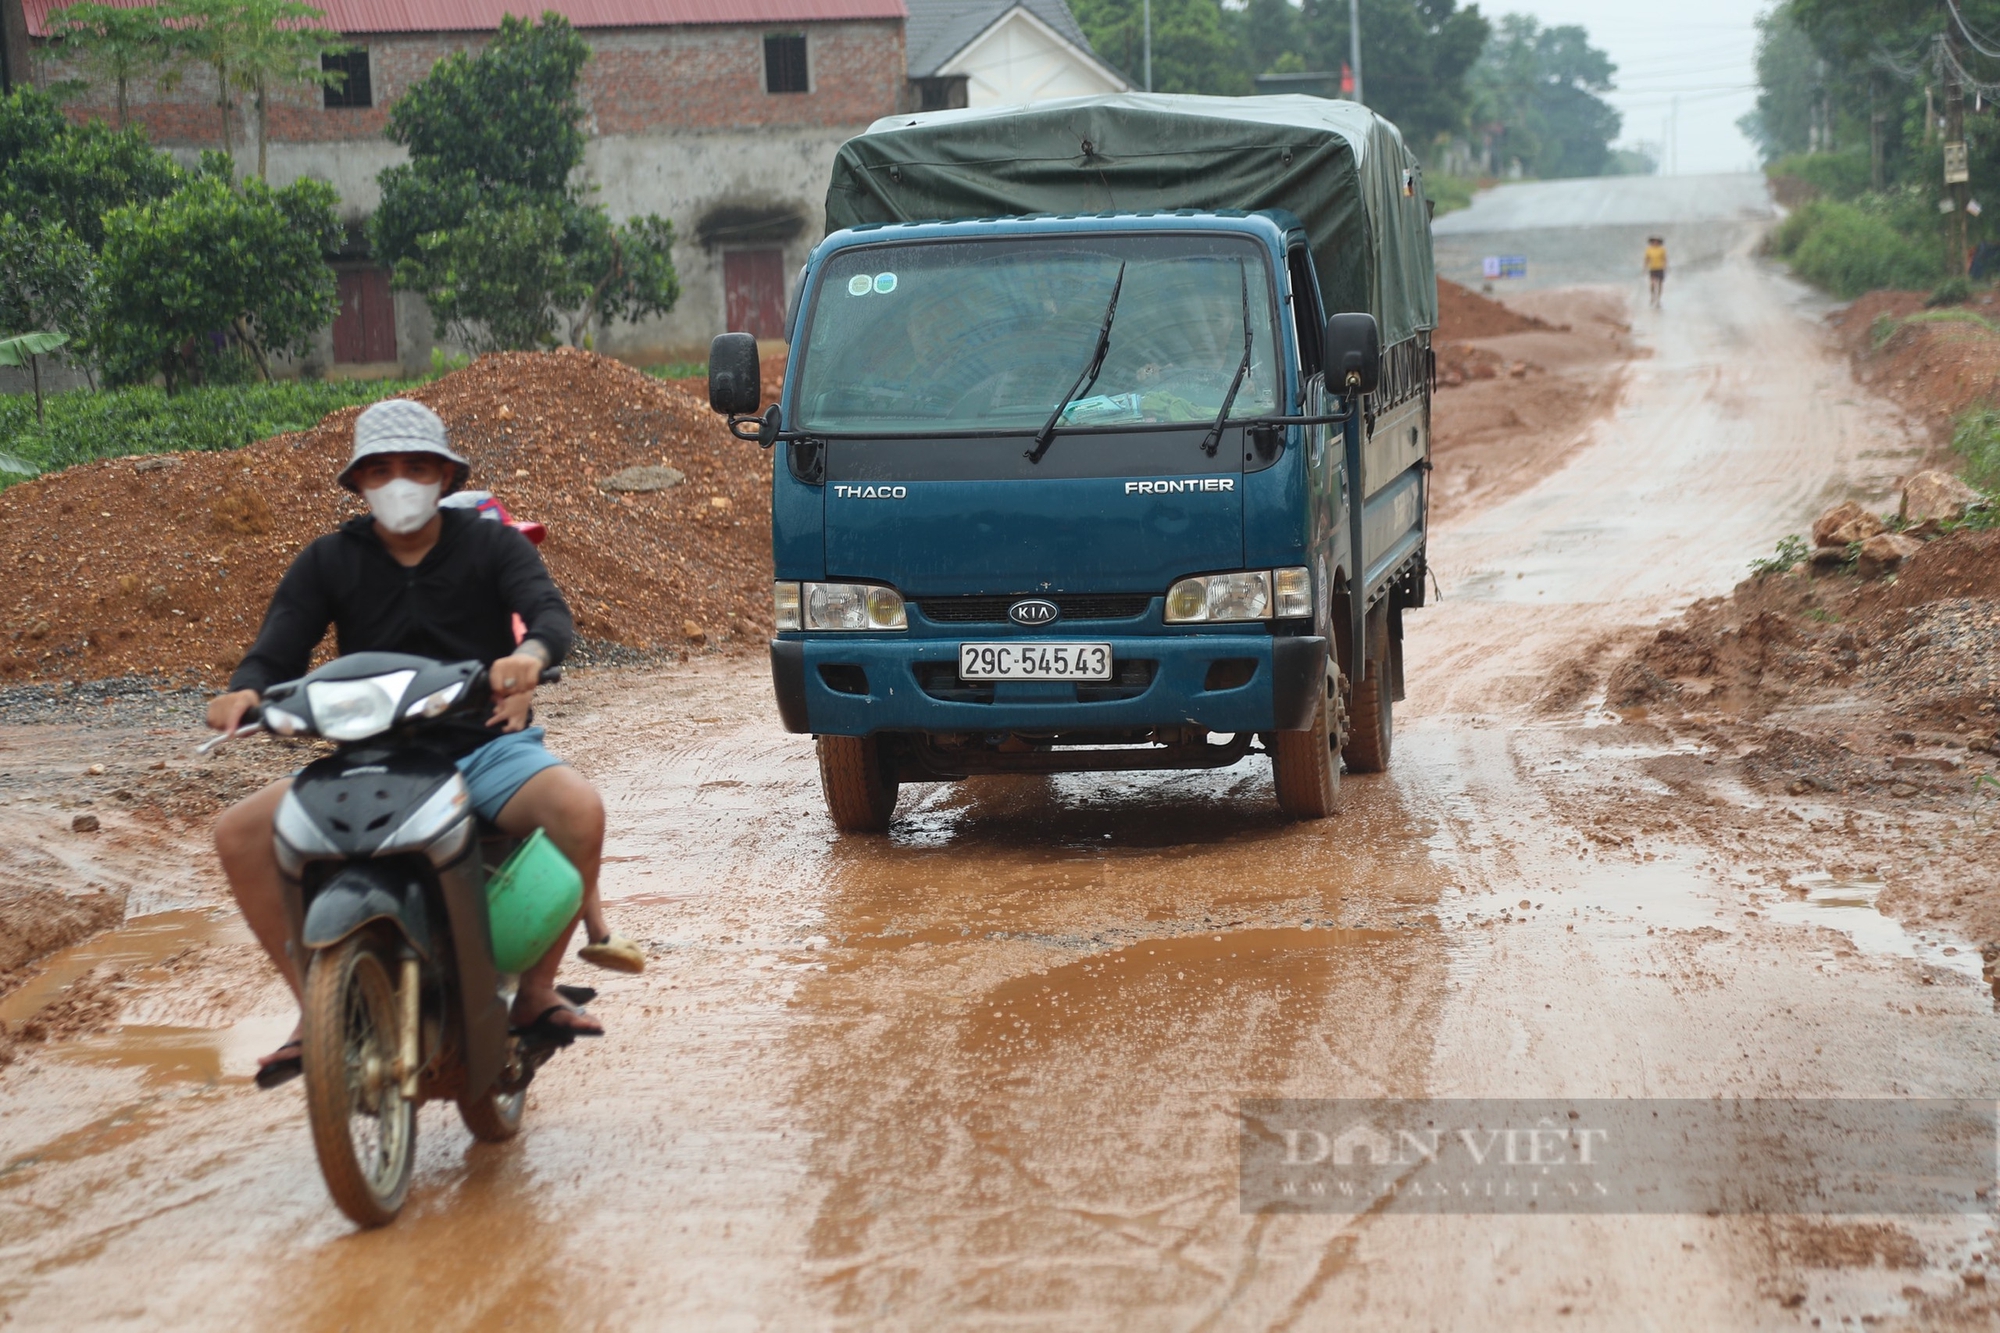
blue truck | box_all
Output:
[706,94,1437,831]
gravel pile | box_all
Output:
[0,349,775,692]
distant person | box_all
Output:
[1644,236,1668,309]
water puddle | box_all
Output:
[0,908,281,1087]
[1760,874,1984,983]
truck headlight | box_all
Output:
[1164,571,1273,623]
[803,582,906,631]
[1273,567,1312,619]
[774,581,802,631]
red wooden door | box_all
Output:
[724,249,787,340]
[333,268,397,363]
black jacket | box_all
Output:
[229,510,576,754]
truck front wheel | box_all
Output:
[817,735,899,832]
[1272,673,1343,819]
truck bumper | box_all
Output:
[771,635,1326,737]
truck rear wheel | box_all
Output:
[817,734,899,832]
[1345,601,1394,774]
[1272,672,1342,819]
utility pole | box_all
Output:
[1143,0,1151,92]
[1871,72,1886,191]
[1349,0,1364,104]
[1946,26,1970,275]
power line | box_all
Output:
[1945,0,2000,62]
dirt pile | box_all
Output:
[1830,289,2000,442]
[1594,527,2000,800]
[0,349,776,688]
[1427,284,1634,523]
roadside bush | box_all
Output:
[1426,175,1475,217]
[0,377,423,485]
[1927,275,1975,307]
[1766,150,1870,202]
[1772,197,1944,298]
[94,171,341,389]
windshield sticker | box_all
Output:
[847,274,873,296]
[873,272,898,294]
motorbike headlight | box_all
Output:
[803,582,906,631]
[1163,572,1273,623]
[1273,566,1312,619]
[306,670,415,741]
[774,581,802,631]
[405,680,465,719]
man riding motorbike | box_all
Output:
[208,399,606,1085]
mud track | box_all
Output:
[3,175,1997,1330]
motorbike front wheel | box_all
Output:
[302,935,417,1227]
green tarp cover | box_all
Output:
[825,93,1437,347]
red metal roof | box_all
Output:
[26,0,904,38]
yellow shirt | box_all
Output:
[1644,243,1667,272]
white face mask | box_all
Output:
[364,478,442,535]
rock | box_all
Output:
[599,465,685,493]
[131,456,178,473]
[708,495,733,511]
[683,620,707,644]
[1856,531,1924,578]
[86,764,105,775]
[1810,501,1885,548]
[496,404,514,420]
[1891,754,1961,772]
[71,813,99,833]
[1809,545,1848,568]
[1900,469,1980,525]
[1890,782,1919,798]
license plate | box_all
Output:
[958,642,1113,681]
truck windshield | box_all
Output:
[793,235,1281,435]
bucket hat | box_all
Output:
[338,399,470,495]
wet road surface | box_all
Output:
[4,175,1995,1330]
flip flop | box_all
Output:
[255,1039,303,1090]
[556,984,597,1007]
[509,1003,605,1048]
[578,933,646,974]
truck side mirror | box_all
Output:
[1323,313,1380,395]
[707,332,763,416]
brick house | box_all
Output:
[21,0,909,370]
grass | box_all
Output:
[1749,533,1810,577]
[1426,175,1478,218]
[0,378,429,490]
[1952,406,2000,492]
[645,362,706,381]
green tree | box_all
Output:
[0,215,97,407]
[371,12,679,350]
[1471,15,1620,178]
[226,0,349,181]
[0,88,184,250]
[1739,7,1823,163]
[45,1,182,128]
[94,172,340,388]
[1300,0,1489,142]
[1071,0,1250,94]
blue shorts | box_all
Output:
[457,727,567,822]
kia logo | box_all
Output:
[1008,599,1060,626]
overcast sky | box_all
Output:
[1496,0,1764,175]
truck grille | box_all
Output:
[914,594,1153,624]
[913,659,1157,704]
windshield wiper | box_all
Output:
[1199,262,1254,458]
[1027,263,1126,464]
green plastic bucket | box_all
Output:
[485,829,584,973]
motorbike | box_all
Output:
[211,650,586,1227]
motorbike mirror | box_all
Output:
[708,332,763,416]
[1323,312,1380,396]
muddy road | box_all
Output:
[4,175,1996,1330]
